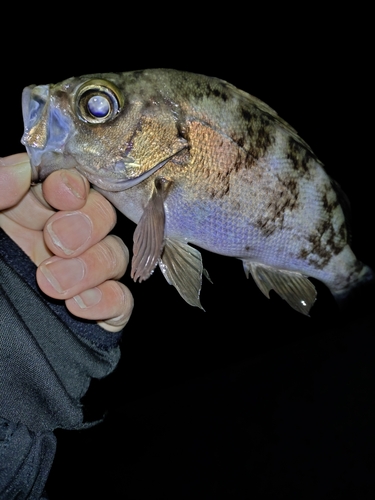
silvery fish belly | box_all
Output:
[21,69,373,314]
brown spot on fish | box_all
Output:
[345,259,365,287]
[189,81,228,103]
[338,221,347,242]
[236,137,245,148]
[325,225,345,256]
[239,110,276,162]
[232,150,246,173]
[283,178,299,200]
[208,169,231,199]
[276,175,300,209]
[321,191,339,214]
[306,240,332,269]
[329,177,352,243]
[255,178,300,236]
[241,109,251,122]
[299,248,310,260]
[287,137,314,177]
[212,87,228,102]
[301,211,346,269]
[256,218,277,236]
[190,87,206,102]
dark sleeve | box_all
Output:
[0,228,124,498]
[0,417,55,499]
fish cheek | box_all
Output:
[66,118,127,172]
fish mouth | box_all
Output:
[21,84,74,182]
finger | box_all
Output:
[36,235,129,299]
[43,189,117,257]
[1,188,56,231]
[0,215,52,265]
[0,155,54,263]
[1,169,91,231]
[42,169,90,211]
[0,154,31,210]
[66,281,134,332]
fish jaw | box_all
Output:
[21,84,77,181]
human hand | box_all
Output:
[0,153,133,332]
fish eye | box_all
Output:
[76,79,123,124]
[87,95,111,118]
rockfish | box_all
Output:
[21,69,373,314]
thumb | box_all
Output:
[0,153,31,210]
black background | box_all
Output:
[2,12,375,499]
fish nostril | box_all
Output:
[28,97,46,125]
[22,85,50,131]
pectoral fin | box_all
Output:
[131,178,171,282]
[243,261,317,315]
[130,177,206,308]
[159,239,205,309]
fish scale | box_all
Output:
[21,68,373,314]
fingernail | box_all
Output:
[40,258,85,292]
[46,212,92,255]
[61,170,86,200]
[73,288,102,308]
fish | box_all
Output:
[21,68,373,315]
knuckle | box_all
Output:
[97,236,128,279]
[90,191,117,227]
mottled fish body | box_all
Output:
[21,69,373,314]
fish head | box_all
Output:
[21,74,143,191]
[21,72,187,192]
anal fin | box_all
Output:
[243,261,317,315]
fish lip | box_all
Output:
[21,85,42,182]
[24,150,44,183]
[23,147,42,183]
